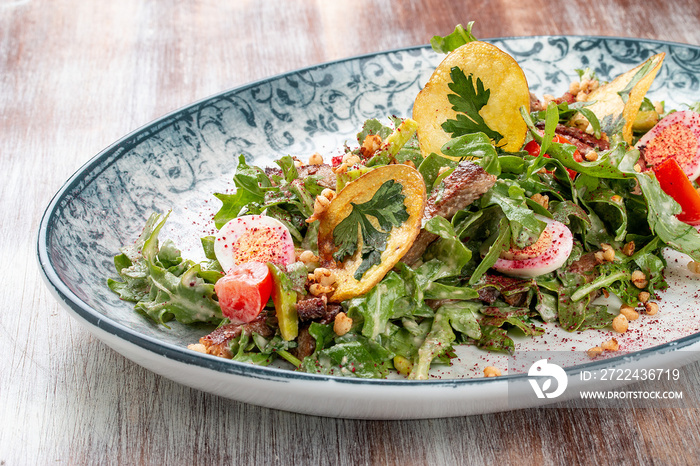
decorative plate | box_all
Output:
[38,36,700,419]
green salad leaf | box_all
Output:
[108,212,223,326]
[430,22,477,54]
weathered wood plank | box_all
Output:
[2,0,700,464]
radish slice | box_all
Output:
[214,215,295,274]
[492,216,573,278]
[636,110,700,181]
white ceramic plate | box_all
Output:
[38,36,700,419]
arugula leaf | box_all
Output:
[440,301,482,340]
[477,325,514,354]
[531,100,602,139]
[481,179,546,248]
[537,101,560,158]
[418,152,458,192]
[614,145,700,261]
[420,216,473,280]
[430,22,477,54]
[583,186,628,242]
[346,270,405,339]
[108,212,223,326]
[578,305,616,331]
[441,67,504,144]
[320,334,394,378]
[408,308,456,380]
[469,216,512,285]
[441,132,500,175]
[332,179,409,279]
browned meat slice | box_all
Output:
[295,296,342,324]
[298,164,337,189]
[535,122,610,153]
[401,161,496,265]
[199,317,272,359]
[320,304,342,325]
[265,163,337,189]
[291,325,316,360]
[567,252,602,284]
[474,274,532,305]
[296,297,327,321]
[477,286,500,304]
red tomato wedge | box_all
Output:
[524,135,583,180]
[652,157,700,225]
[214,262,273,324]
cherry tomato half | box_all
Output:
[524,135,583,180]
[214,262,273,324]
[652,157,700,225]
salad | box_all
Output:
[108,24,700,379]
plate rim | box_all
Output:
[37,34,700,389]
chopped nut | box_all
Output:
[320,188,336,202]
[622,241,636,257]
[594,251,605,263]
[584,150,598,162]
[298,250,319,265]
[308,152,324,165]
[568,81,581,95]
[645,302,659,316]
[638,291,651,303]
[619,304,639,321]
[688,261,700,274]
[531,193,549,210]
[360,134,382,157]
[653,101,664,114]
[601,243,615,262]
[342,153,361,165]
[483,366,502,377]
[306,195,332,223]
[309,283,334,296]
[631,270,648,288]
[313,267,336,287]
[634,163,642,173]
[587,346,603,359]
[333,162,350,175]
[612,313,629,333]
[333,312,353,336]
[601,338,620,352]
[187,343,207,353]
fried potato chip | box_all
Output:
[575,53,665,144]
[317,164,426,302]
[413,41,530,159]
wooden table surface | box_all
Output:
[4,0,700,464]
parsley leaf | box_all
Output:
[332,180,409,280]
[441,66,504,145]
